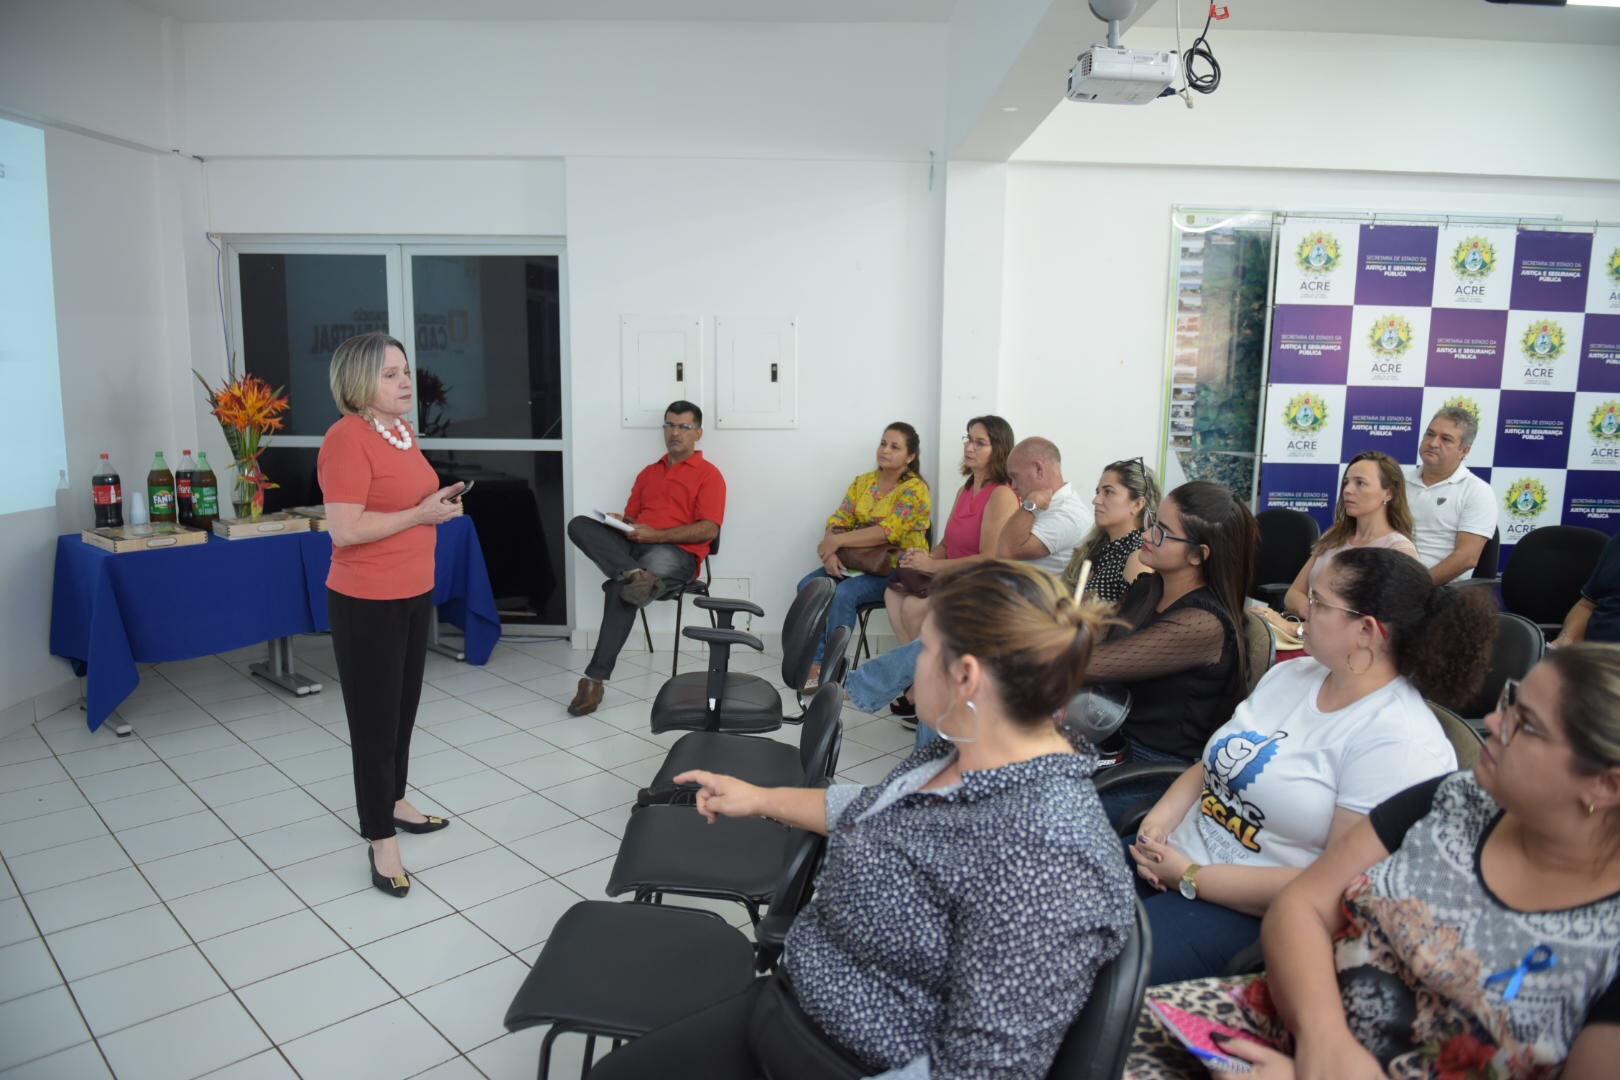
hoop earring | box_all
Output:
[935,698,980,745]
[1347,646,1375,675]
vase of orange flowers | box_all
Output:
[195,370,290,519]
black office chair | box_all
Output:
[504,831,824,1080]
[1456,611,1542,728]
[1241,610,1276,696]
[852,597,886,669]
[648,578,834,736]
[638,674,846,809]
[1045,899,1152,1080]
[1253,508,1320,610]
[637,530,719,679]
[1500,525,1608,637]
[1473,528,1501,583]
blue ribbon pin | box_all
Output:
[1484,945,1556,1001]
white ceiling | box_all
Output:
[1135,0,1620,46]
[124,0,962,23]
[124,0,1620,43]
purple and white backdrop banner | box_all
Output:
[1261,220,1620,569]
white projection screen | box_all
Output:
[0,117,68,515]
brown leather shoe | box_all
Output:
[567,677,604,716]
[620,568,661,608]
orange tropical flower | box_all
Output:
[194,370,290,519]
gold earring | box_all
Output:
[1588,802,1596,818]
[1347,646,1375,675]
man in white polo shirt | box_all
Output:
[996,436,1091,575]
[1408,406,1496,584]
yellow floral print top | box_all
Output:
[827,471,932,556]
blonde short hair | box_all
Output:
[329,332,408,416]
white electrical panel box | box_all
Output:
[621,314,704,427]
[714,315,798,429]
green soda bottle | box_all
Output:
[191,452,220,530]
[147,452,176,523]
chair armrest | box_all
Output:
[754,913,793,952]
[1254,583,1290,610]
[692,597,765,629]
[682,626,764,651]
[1092,760,1190,794]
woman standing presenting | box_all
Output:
[321,332,466,898]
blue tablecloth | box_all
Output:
[50,516,501,731]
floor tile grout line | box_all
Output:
[3,633,828,1078]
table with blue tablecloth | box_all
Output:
[50,516,501,731]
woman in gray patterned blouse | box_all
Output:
[588,560,1137,1080]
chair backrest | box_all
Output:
[1426,700,1485,770]
[797,682,845,782]
[1457,611,1545,720]
[753,829,828,968]
[1045,899,1151,1080]
[1473,528,1500,580]
[1253,508,1321,594]
[821,625,853,689]
[780,577,836,690]
[1500,525,1608,626]
[1062,685,1132,746]
[1242,610,1276,696]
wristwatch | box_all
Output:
[1021,497,1038,514]
[1178,863,1203,901]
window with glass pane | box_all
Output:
[258,445,567,625]
[239,253,389,436]
[409,255,563,440]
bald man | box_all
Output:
[995,436,1090,576]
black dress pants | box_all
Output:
[586,975,868,1080]
[327,588,433,841]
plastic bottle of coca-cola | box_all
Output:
[92,453,124,528]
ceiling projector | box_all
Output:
[1066,45,1177,105]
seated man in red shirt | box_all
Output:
[565,400,726,715]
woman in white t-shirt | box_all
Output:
[1128,546,1495,984]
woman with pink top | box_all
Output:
[884,416,1017,719]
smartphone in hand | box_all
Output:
[447,481,475,503]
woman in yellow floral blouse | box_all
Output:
[798,422,931,686]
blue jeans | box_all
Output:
[844,638,923,712]
[797,568,890,665]
[1098,738,1194,829]
[1124,839,1262,985]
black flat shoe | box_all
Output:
[890,694,917,718]
[369,848,410,898]
[392,815,450,834]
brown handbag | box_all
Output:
[830,526,898,576]
[887,565,935,597]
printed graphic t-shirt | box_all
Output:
[1166,657,1456,869]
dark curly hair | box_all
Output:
[1328,547,1496,709]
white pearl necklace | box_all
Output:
[369,415,413,450]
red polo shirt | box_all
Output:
[625,450,726,563]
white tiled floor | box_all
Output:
[0,633,909,1078]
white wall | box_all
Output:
[0,0,203,734]
[566,156,944,637]
[179,20,945,160]
[996,163,1620,500]
[0,129,200,735]
[1016,30,1620,182]
[987,25,1620,498]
